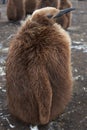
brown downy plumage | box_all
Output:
[25,0,37,15]
[36,0,60,9]
[7,0,25,21]
[57,0,72,29]
[6,7,74,125]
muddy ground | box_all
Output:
[0,1,87,130]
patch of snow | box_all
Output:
[30,126,39,130]
[1,47,9,53]
[5,117,15,128]
[0,67,5,76]
[83,50,87,53]
[71,44,87,53]
[73,41,82,44]
[7,34,15,40]
[74,75,84,81]
[83,87,87,92]
[0,58,5,64]
[80,39,84,42]
[2,89,6,93]
[0,113,3,116]
[74,69,78,72]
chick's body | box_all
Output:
[6,7,72,125]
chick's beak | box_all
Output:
[53,8,75,18]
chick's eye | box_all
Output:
[47,14,53,18]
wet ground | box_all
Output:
[0,1,87,130]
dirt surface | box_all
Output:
[0,1,87,130]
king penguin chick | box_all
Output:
[57,0,72,29]
[6,7,74,125]
[7,0,25,22]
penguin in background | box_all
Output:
[6,7,75,125]
[7,0,38,21]
[7,0,25,22]
[57,0,72,29]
